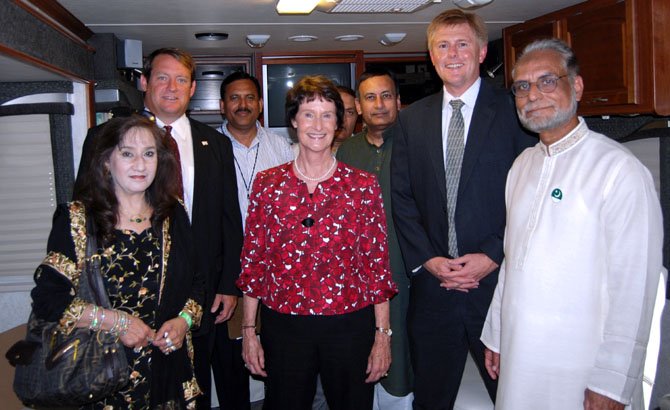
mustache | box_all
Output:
[235,108,252,114]
[371,110,390,115]
[520,103,550,117]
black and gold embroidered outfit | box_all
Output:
[31,202,204,409]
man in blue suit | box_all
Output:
[390,9,535,409]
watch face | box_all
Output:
[377,327,392,336]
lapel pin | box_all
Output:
[551,188,563,202]
[201,141,208,146]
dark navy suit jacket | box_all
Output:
[390,78,536,313]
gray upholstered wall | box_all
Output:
[0,2,93,80]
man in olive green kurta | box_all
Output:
[337,69,413,408]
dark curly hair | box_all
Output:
[285,75,344,140]
[76,115,180,246]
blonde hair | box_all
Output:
[427,9,488,49]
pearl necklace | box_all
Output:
[294,157,337,182]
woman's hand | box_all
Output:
[118,313,155,351]
[153,317,189,355]
[242,329,267,377]
[365,332,392,383]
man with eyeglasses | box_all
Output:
[389,9,535,409]
[481,38,665,410]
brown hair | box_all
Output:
[77,115,180,246]
[143,47,196,82]
[285,75,344,132]
[427,9,488,49]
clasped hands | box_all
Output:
[120,314,189,356]
[423,253,498,292]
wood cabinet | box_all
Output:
[503,0,670,116]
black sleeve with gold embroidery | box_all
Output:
[31,204,80,323]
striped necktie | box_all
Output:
[445,99,465,257]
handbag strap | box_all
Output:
[79,217,113,309]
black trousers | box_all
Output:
[192,328,216,410]
[212,321,252,410]
[408,271,497,410]
[260,305,375,410]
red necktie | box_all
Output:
[164,125,184,199]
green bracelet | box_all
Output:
[178,311,193,329]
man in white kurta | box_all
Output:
[481,38,665,410]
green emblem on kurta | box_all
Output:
[551,188,563,202]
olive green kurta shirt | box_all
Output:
[337,129,413,397]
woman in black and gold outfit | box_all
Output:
[30,115,204,409]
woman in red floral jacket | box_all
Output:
[236,75,397,410]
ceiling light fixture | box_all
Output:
[379,32,406,46]
[195,32,228,41]
[246,34,271,48]
[276,0,320,14]
[452,0,493,9]
[335,34,364,42]
[288,35,318,42]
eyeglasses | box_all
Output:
[511,74,568,97]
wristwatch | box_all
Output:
[375,326,393,336]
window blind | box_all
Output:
[0,114,56,292]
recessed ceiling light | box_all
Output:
[195,32,229,41]
[288,35,318,42]
[335,34,364,42]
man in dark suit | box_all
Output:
[389,10,535,409]
[74,48,243,410]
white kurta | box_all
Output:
[481,119,665,409]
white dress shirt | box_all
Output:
[440,77,481,170]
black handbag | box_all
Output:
[6,220,129,407]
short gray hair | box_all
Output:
[513,38,579,78]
